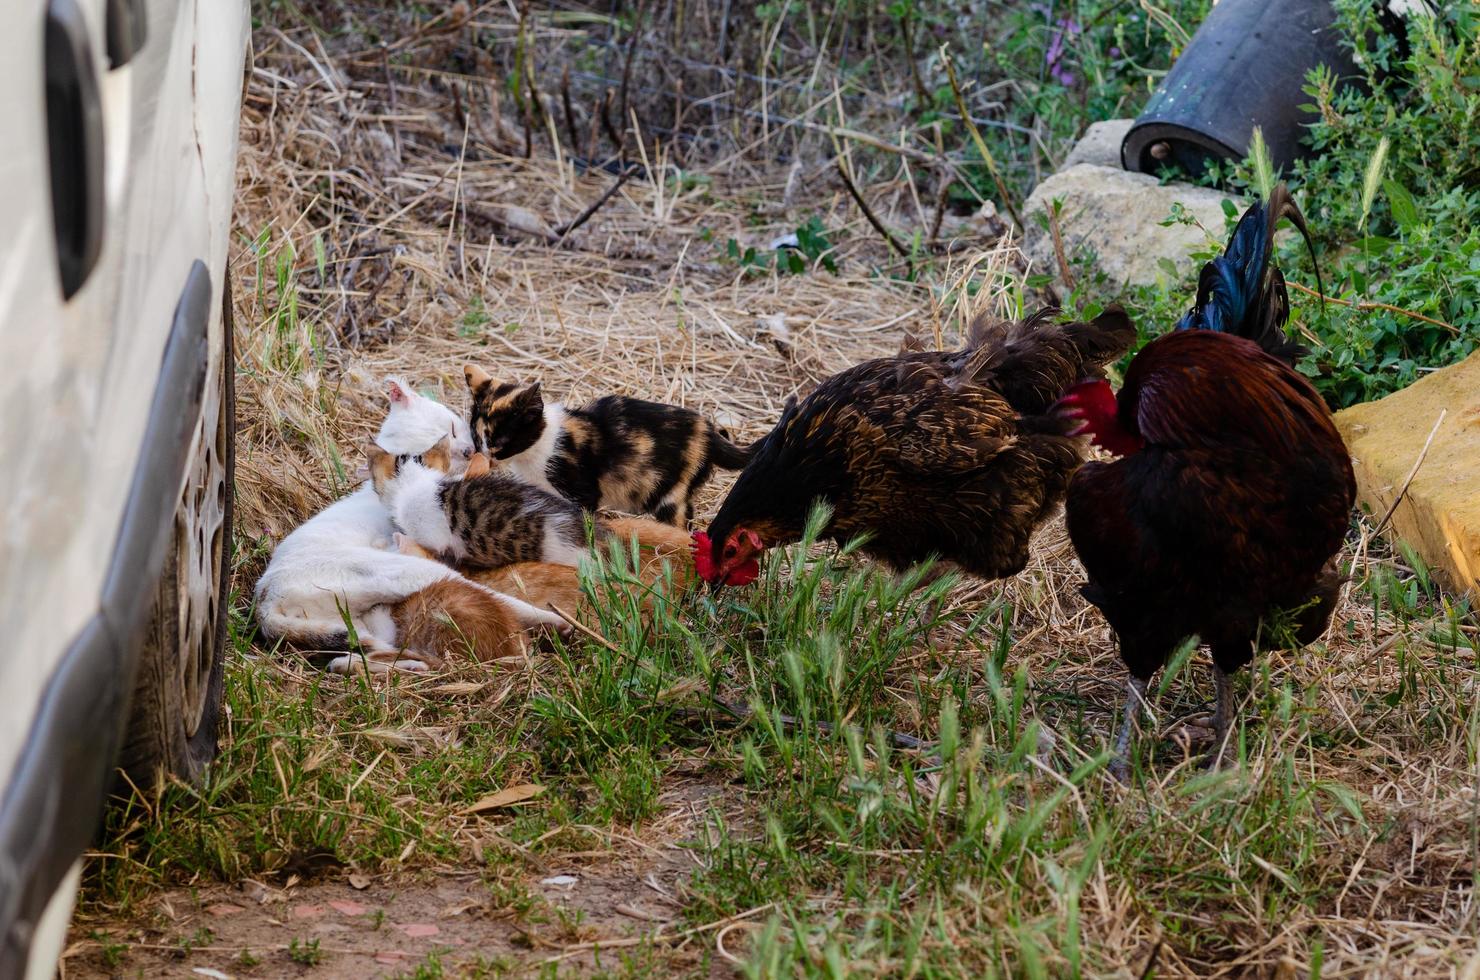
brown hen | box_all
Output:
[700,307,1136,587]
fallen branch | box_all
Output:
[554,166,638,242]
[835,157,912,261]
[1287,281,1459,335]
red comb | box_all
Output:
[691,530,718,582]
[690,529,759,587]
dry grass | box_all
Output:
[69,7,1480,980]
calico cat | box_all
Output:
[254,379,563,673]
[464,364,751,525]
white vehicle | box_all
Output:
[0,1,248,975]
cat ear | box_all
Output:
[385,377,414,406]
[464,364,492,391]
[366,443,399,487]
[518,382,544,407]
[465,453,491,479]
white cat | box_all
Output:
[254,378,565,673]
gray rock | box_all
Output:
[1061,119,1134,170]
[1020,164,1242,288]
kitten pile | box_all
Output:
[255,369,747,672]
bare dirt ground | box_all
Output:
[67,781,744,978]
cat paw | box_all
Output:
[326,652,437,675]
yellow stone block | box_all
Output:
[1334,351,1480,596]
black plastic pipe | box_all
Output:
[1122,0,1360,177]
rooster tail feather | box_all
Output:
[1176,184,1322,364]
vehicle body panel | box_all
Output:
[0,0,247,971]
[0,0,245,783]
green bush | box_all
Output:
[1140,2,1479,407]
[1284,1,1479,405]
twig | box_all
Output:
[460,203,561,245]
[940,47,1024,232]
[600,87,624,157]
[835,157,911,260]
[554,166,637,242]
[616,0,649,153]
[560,66,580,156]
[378,44,402,161]
[548,603,618,653]
[1047,203,1076,290]
[1374,409,1446,536]
[928,175,954,246]
[1287,281,1459,335]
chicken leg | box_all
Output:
[1205,664,1236,770]
[1109,675,1150,782]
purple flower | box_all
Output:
[1044,17,1081,88]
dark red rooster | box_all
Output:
[1058,186,1355,776]
[697,307,1136,589]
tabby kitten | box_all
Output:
[369,440,590,570]
[464,364,751,525]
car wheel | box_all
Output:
[118,271,236,789]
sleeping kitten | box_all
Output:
[464,364,751,525]
[254,380,563,673]
[369,441,590,570]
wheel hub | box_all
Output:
[176,354,228,739]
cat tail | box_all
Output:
[255,604,353,652]
[708,428,754,470]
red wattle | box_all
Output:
[725,559,760,587]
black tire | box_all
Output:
[118,271,236,790]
